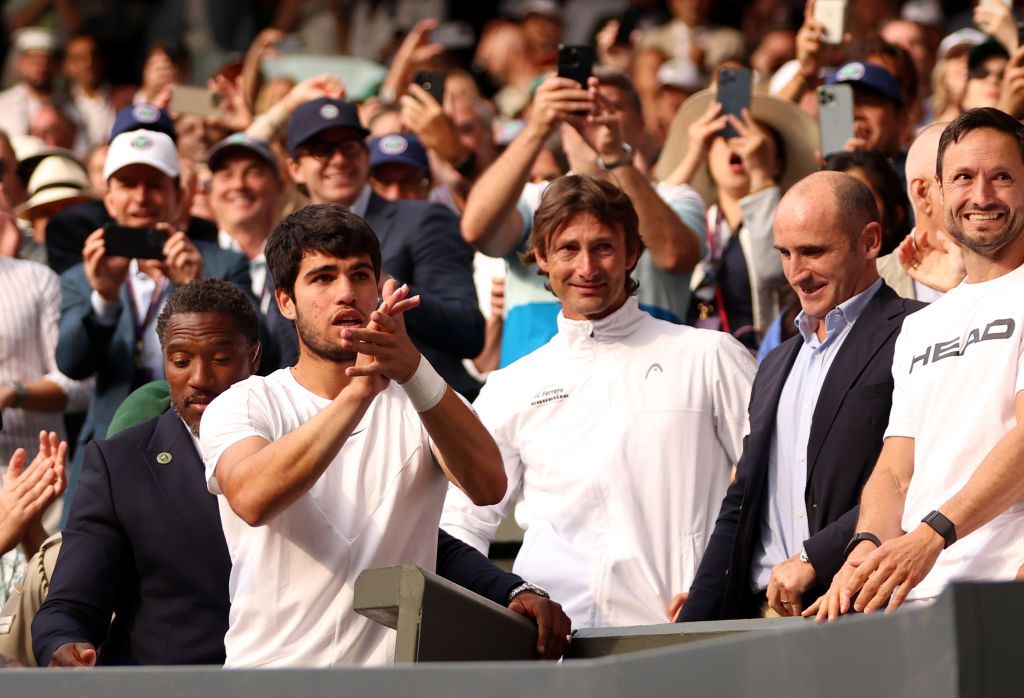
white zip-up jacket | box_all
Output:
[441,298,756,627]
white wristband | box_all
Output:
[401,355,447,412]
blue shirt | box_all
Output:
[750,277,882,591]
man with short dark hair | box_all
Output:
[35,278,260,666]
[683,171,924,622]
[809,108,1024,620]
[279,98,484,399]
[201,204,507,666]
[442,175,755,628]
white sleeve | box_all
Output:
[199,381,274,494]
[884,319,916,439]
[711,333,757,464]
[1015,327,1024,395]
[439,375,524,554]
[37,266,94,411]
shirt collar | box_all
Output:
[794,277,882,345]
[350,184,372,218]
[557,296,646,343]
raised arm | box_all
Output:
[461,75,591,257]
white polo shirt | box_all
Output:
[441,298,755,627]
[200,368,447,667]
[885,261,1024,600]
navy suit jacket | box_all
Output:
[33,411,524,665]
[682,283,924,621]
[269,194,485,399]
[56,241,252,450]
[33,410,231,665]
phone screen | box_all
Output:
[103,224,166,260]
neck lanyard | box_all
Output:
[125,273,166,359]
[704,208,731,334]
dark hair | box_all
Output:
[823,150,910,255]
[817,171,882,245]
[265,203,382,296]
[524,174,644,296]
[155,278,259,347]
[937,108,1024,180]
[858,38,918,105]
[593,66,642,115]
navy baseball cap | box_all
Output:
[827,62,905,107]
[208,133,280,176]
[968,39,1010,73]
[110,104,176,143]
[368,133,429,173]
[285,98,369,157]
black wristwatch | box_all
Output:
[506,582,549,605]
[921,510,957,549]
[842,531,882,560]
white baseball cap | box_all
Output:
[103,129,180,181]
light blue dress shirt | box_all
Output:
[751,277,883,591]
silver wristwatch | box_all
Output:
[506,582,550,605]
[597,142,634,170]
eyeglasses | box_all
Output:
[969,66,1005,81]
[299,138,366,161]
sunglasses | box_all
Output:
[968,66,1005,81]
[299,139,366,162]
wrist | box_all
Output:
[920,510,957,549]
[400,354,447,412]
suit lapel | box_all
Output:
[805,285,901,479]
[139,410,219,542]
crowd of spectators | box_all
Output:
[0,0,1022,671]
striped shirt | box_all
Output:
[0,257,92,464]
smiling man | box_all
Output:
[682,171,924,622]
[809,108,1024,621]
[441,175,755,628]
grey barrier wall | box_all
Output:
[2,573,1022,697]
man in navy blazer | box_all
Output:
[55,129,252,508]
[35,279,569,666]
[279,98,484,399]
[682,173,925,621]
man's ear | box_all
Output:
[909,177,930,217]
[862,220,883,259]
[534,248,549,273]
[275,286,297,321]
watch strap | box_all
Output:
[921,510,957,549]
[506,582,549,605]
[842,532,881,560]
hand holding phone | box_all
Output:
[413,71,446,105]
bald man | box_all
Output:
[877,122,965,300]
[682,172,925,621]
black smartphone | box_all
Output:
[103,223,166,260]
[413,70,446,104]
[717,67,752,139]
[614,6,643,46]
[817,84,855,158]
[557,44,594,87]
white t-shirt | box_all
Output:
[885,262,1024,600]
[200,368,447,667]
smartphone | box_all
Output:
[169,85,222,117]
[413,70,446,104]
[103,223,166,260]
[818,84,855,158]
[557,44,594,87]
[717,67,752,139]
[614,5,643,47]
[814,0,847,45]
[982,0,1013,7]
